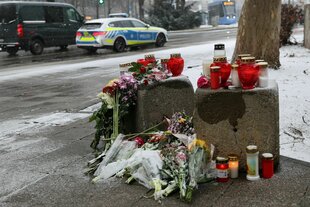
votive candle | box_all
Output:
[228,154,239,179]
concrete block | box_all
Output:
[133,76,195,132]
[194,81,279,171]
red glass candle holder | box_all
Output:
[236,54,251,65]
[210,66,220,89]
[145,54,156,64]
[262,153,274,179]
[210,56,231,87]
[216,157,229,183]
[167,53,184,76]
[238,57,259,89]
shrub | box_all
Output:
[280,4,300,46]
[146,2,202,31]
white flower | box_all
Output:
[97,92,115,109]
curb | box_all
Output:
[168,25,238,34]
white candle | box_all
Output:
[231,64,240,87]
[202,60,212,78]
[228,154,239,179]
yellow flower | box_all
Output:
[178,118,186,123]
[97,92,115,109]
[188,138,208,151]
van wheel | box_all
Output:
[155,33,166,47]
[30,39,44,55]
[113,37,126,52]
[7,47,19,55]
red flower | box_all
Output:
[137,59,149,66]
[102,79,119,95]
[140,67,146,74]
[143,79,149,86]
[134,137,145,147]
[197,75,210,88]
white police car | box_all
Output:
[76,18,168,53]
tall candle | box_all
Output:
[228,154,239,179]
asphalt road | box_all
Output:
[0,27,237,68]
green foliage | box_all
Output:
[89,102,113,150]
[280,4,300,46]
[146,2,202,31]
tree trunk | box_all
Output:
[233,0,281,68]
[138,0,145,19]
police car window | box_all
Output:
[20,6,45,22]
[45,6,64,23]
[131,20,145,28]
[109,21,122,27]
[0,4,16,24]
[65,8,78,22]
[80,23,102,30]
[121,20,134,28]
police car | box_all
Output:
[76,18,168,53]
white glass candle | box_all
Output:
[214,43,226,57]
[257,62,269,88]
[228,154,239,179]
[246,145,260,181]
[202,60,212,78]
[231,64,240,87]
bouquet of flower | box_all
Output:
[89,75,138,152]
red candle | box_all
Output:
[210,56,231,87]
[210,66,221,90]
[144,54,156,64]
[216,157,229,182]
[238,57,259,89]
[167,53,184,76]
[262,153,274,179]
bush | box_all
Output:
[280,4,300,46]
[146,3,202,31]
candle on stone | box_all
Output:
[202,60,212,78]
[228,154,239,179]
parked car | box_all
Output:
[0,1,84,55]
[76,18,168,53]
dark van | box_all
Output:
[0,1,84,55]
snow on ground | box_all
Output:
[0,28,308,162]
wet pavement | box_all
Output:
[0,116,309,207]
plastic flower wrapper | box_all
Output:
[161,145,189,201]
[185,138,212,202]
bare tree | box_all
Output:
[233,0,281,68]
[138,0,145,19]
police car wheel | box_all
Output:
[113,37,126,52]
[155,33,166,47]
[30,39,44,55]
[7,47,19,55]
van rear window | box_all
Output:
[80,23,102,30]
[0,4,16,24]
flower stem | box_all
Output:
[125,121,165,140]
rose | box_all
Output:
[134,136,145,147]
[140,67,146,74]
[197,75,210,89]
